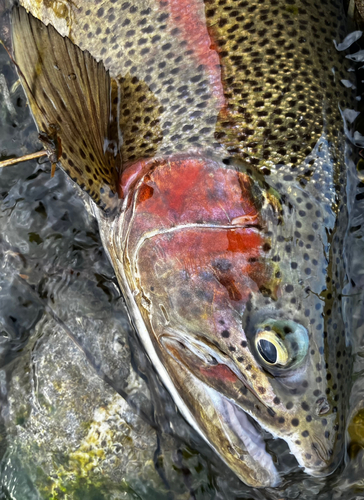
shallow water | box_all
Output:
[1,16,364,500]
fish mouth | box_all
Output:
[116,277,283,486]
[159,331,343,484]
[159,332,285,487]
[207,386,282,487]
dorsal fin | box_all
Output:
[11,6,120,212]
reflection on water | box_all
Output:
[1,19,364,500]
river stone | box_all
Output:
[1,312,174,499]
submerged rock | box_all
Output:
[1,311,170,499]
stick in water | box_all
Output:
[0,150,47,168]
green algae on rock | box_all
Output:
[2,313,172,499]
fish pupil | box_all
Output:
[258,339,277,364]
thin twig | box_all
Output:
[0,150,47,168]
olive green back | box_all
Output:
[15,0,354,208]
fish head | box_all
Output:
[115,154,349,486]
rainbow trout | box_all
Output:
[10,0,355,487]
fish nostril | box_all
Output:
[316,397,330,415]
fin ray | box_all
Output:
[12,6,120,211]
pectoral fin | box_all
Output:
[11,6,120,212]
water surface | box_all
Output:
[1,16,364,500]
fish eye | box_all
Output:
[255,330,289,367]
[258,340,276,363]
[254,320,309,369]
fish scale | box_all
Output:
[206,0,352,173]
[114,75,164,164]
[23,0,354,183]
[67,0,224,156]
[11,0,356,488]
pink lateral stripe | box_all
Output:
[159,0,225,108]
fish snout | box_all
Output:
[316,397,331,416]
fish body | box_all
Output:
[10,0,355,487]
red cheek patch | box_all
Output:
[124,155,275,316]
[137,183,154,204]
[200,364,239,384]
[137,223,268,310]
[124,157,263,226]
[227,229,263,254]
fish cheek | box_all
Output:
[135,216,345,475]
[137,226,274,340]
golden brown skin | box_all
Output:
[11,0,356,487]
[19,0,353,183]
[354,0,364,20]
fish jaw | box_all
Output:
[95,154,346,485]
[99,216,279,487]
